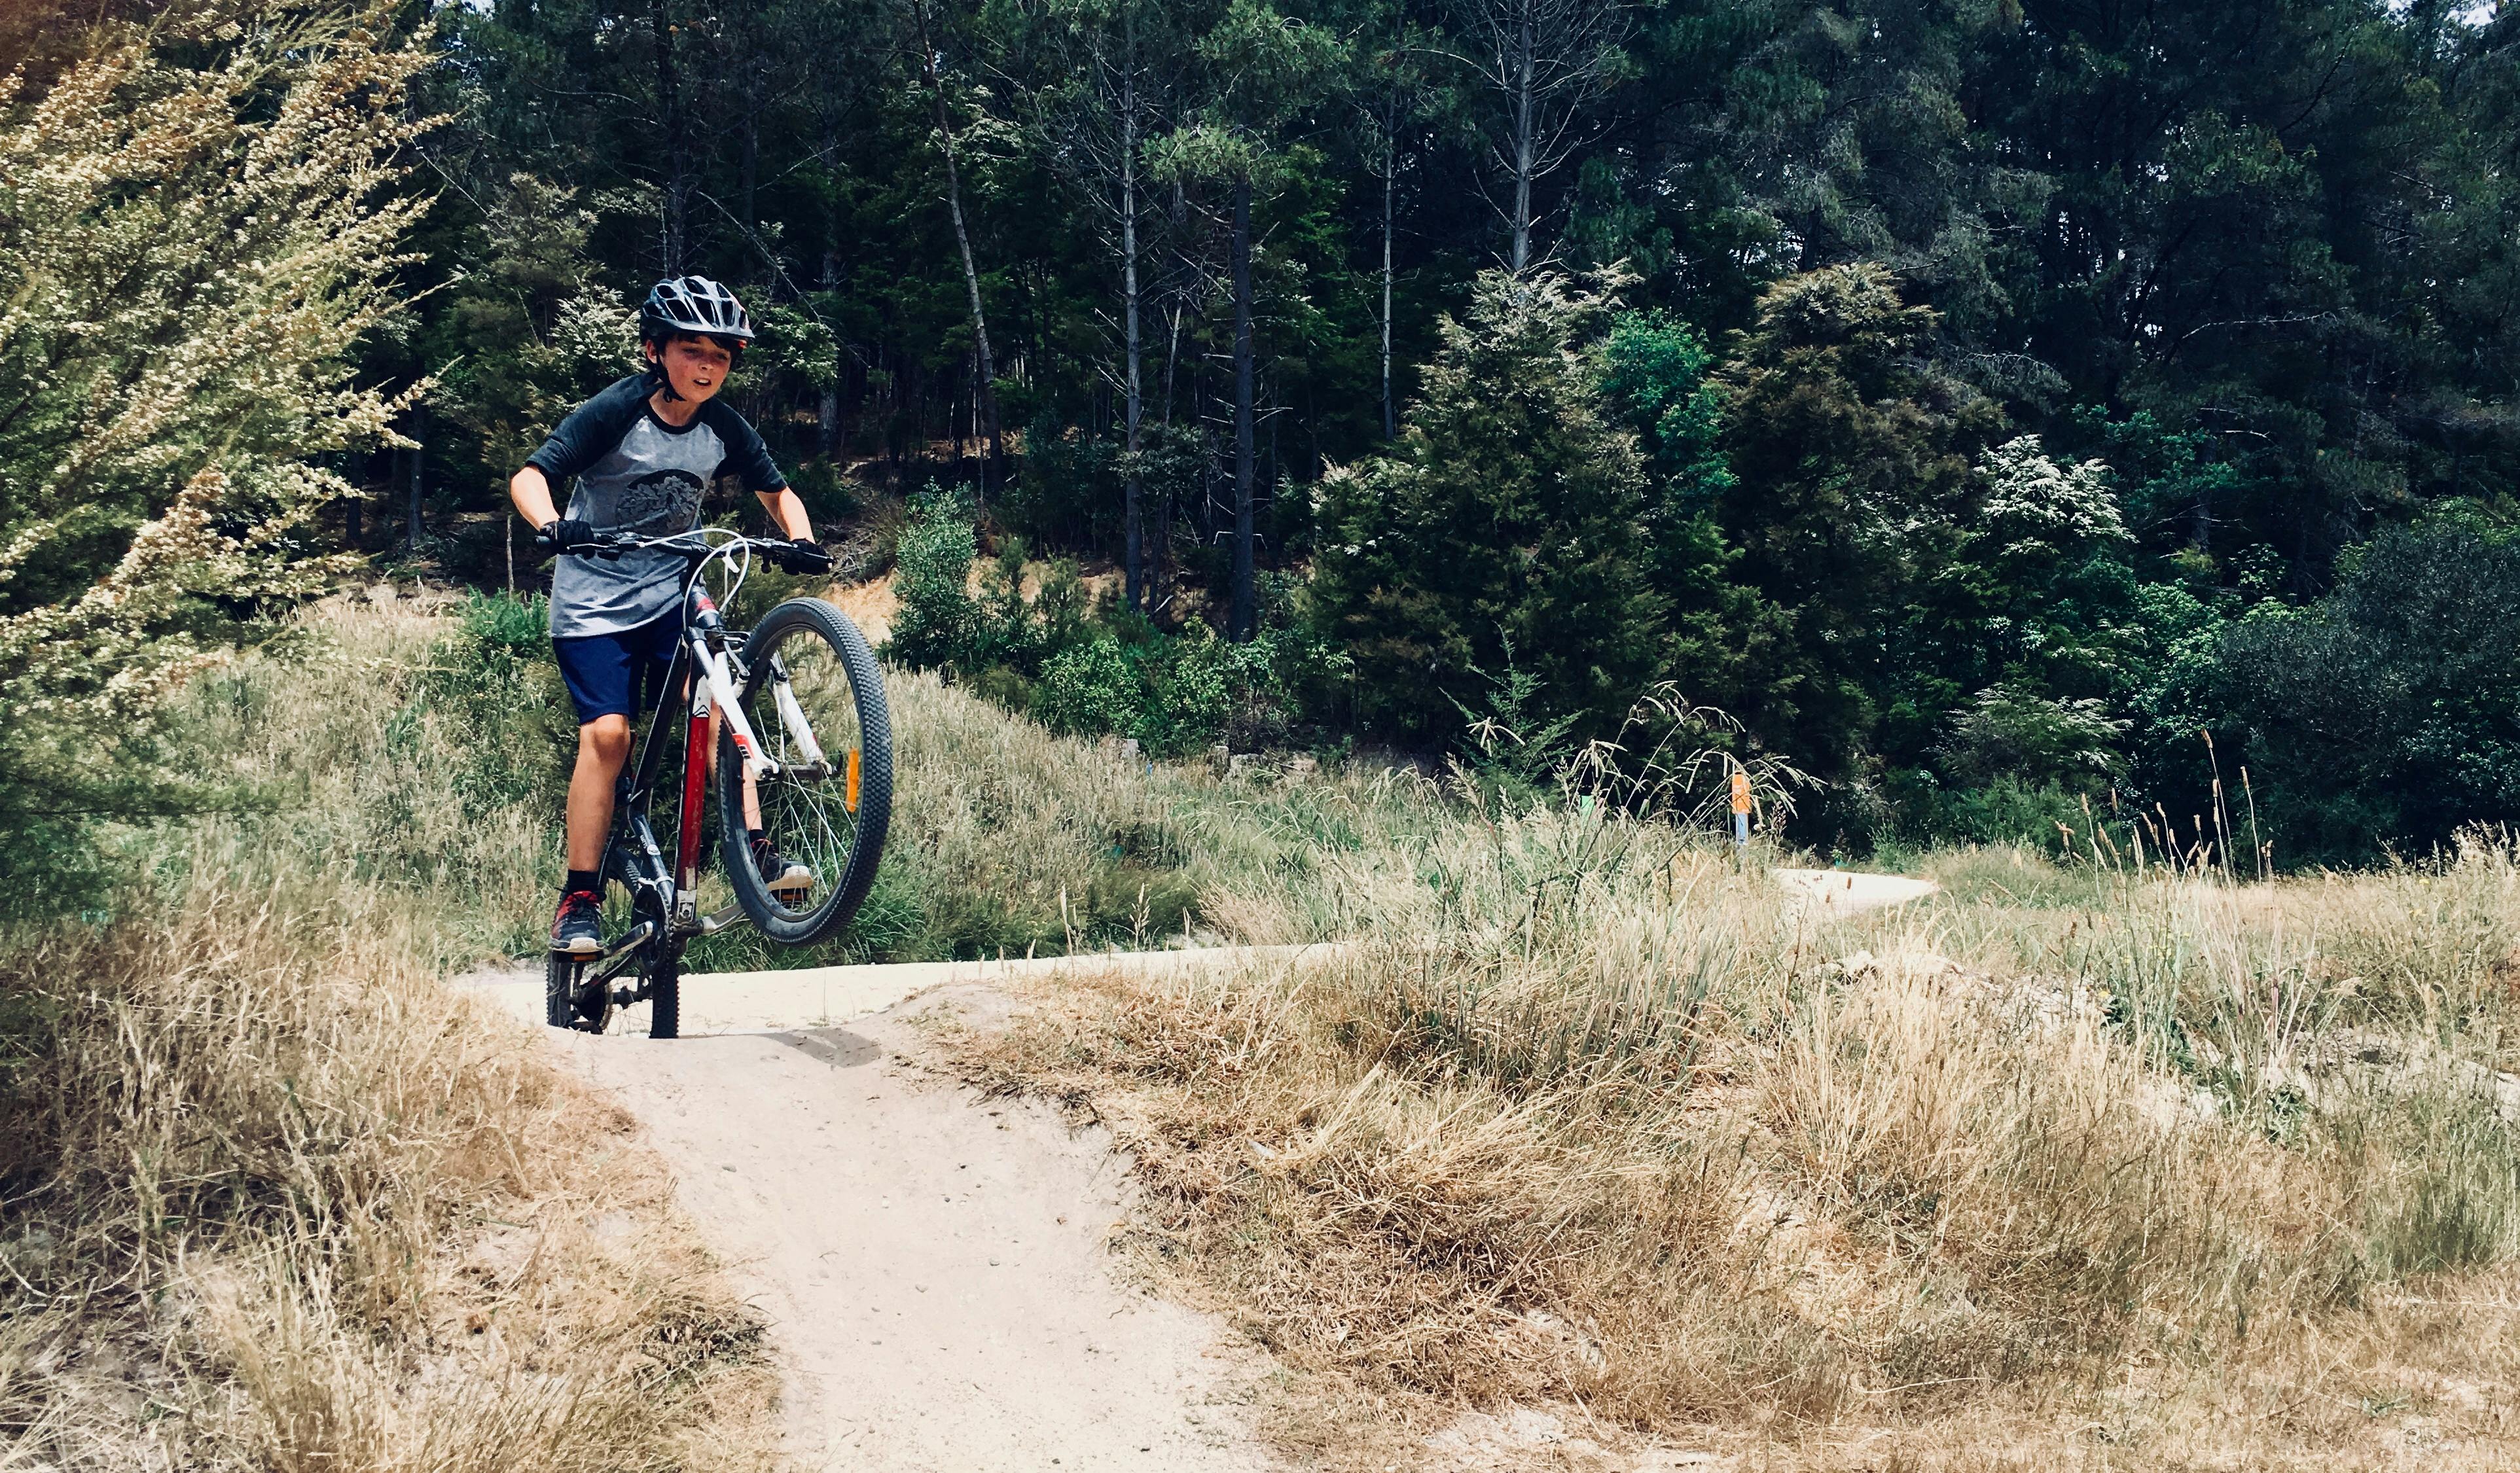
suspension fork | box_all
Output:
[674,593,778,926]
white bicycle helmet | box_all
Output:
[641,275,755,346]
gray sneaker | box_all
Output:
[550,889,603,955]
[751,838,813,895]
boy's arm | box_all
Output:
[510,466,561,531]
[755,486,813,541]
[703,401,809,541]
[515,376,645,533]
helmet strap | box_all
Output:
[643,344,685,403]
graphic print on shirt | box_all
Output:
[614,467,706,538]
[526,374,788,639]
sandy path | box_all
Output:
[1773,866,1938,914]
[540,982,1275,1472]
[472,872,1929,1470]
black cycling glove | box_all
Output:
[536,518,598,554]
[776,538,835,575]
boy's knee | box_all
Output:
[581,715,633,766]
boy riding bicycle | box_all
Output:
[509,275,835,956]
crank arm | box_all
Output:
[598,920,655,961]
[591,948,648,991]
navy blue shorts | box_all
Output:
[554,612,683,725]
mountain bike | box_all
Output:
[545,527,893,1039]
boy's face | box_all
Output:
[645,334,736,403]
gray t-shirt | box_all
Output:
[525,374,787,639]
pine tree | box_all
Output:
[1310,270,1664,745]
[1716,264,2004,780]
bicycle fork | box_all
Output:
[674,593,776,929]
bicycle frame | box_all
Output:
[607,563,789,945]
[552,525,861,1031]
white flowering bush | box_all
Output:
[1975,433,2131,561]
[0,0,431,874]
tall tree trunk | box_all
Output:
[404,413,424,554]
[653,0,687,274]
[817,109,845,463]
[910,0,1003,505]
[1230,173,1255,643]
[1380,115,1397,440]
[952,351,967,469]
[1121,17,1145,611]
[1510,0,1534,273]
[740,67,761,241]
[1162,301,1182,425]
[818,245,843,461]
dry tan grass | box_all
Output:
[0,592,778,1470]
[824,573,899,647]
[882,665,1205,950]
[0,875,782,1470]
[963,773,2520,1468]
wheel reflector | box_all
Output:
[846,748,861,812]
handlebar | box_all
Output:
[539,525,831,575]
[549,528,793,562]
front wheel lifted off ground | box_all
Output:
[718,596,892,947]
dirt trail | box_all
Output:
[470,873,1931,1470]
[1773,866,1939,913]
[493,974,1278,1472]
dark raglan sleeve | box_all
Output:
[524,375,648,483]
[702,401,789,493]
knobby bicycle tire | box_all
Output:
[545,951,576,1028]
[716,597,893,946]
[647,946,681,1039]
[545,949,612,1033]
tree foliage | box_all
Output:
[9,0,2519,868]
[2219,521,2520,864]
[0,0,427,878]
[1309,270,1663,743]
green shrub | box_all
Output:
[1939,775,2091,849]
[1034,635,1137,738]
[2216,519,2520,864]
[0,11,428,907]
[1036,623,1314,758]
[454,587,550,657]
[885,488,982,671]
[886,479,1322,756]
[1308,270,1666,747]
[1005,413,1122,552]
[418,592,572,825]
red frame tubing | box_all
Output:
[677,710,711,891]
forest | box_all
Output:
[5,0,2520,866]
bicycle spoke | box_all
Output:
[719,597,888,945]
[747,683,858,917]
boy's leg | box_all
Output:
[550,624,659,952]
[699,711,768,832]
[566,715,635,872]
[700,667,810,893]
